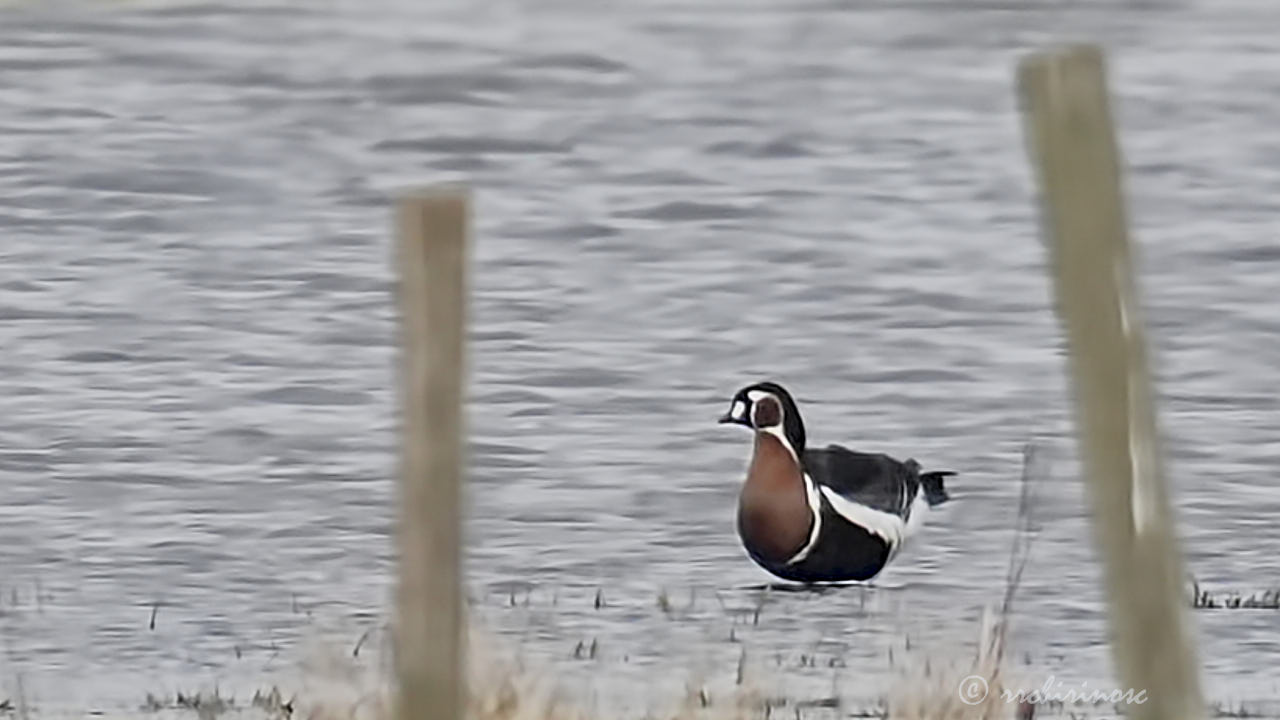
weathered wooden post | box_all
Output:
[1017,45,1203,719]
[393,187,470,720]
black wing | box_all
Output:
[800,444,922,519]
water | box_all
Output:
[2,0,1279,716]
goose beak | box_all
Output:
[717,411,735,424]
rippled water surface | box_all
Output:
[3,0,1280,715]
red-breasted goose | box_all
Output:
[718,380,954,583]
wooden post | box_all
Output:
[1017,45,1203,719]
[393,187,469,720]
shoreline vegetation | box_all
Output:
[3,445,1279,720]
[0,446,1008,719]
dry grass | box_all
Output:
[2,447,1047,720]
[884,444,1044,720]
[228,446,1048,720]
[112,444,1050,720]
[1189,579,1280,611]
[885,606,1015,720]
[259,605,1022,720]
[268,622,771,720]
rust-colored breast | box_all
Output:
[736,432,812,565]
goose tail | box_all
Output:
[920,470,954,507]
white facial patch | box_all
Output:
[729,400,747,421]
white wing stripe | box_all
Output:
[819,485,908,554]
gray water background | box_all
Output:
[2,0,1279,715]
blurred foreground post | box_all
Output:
[1017,45,1203,719]
[394,188,470,720]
